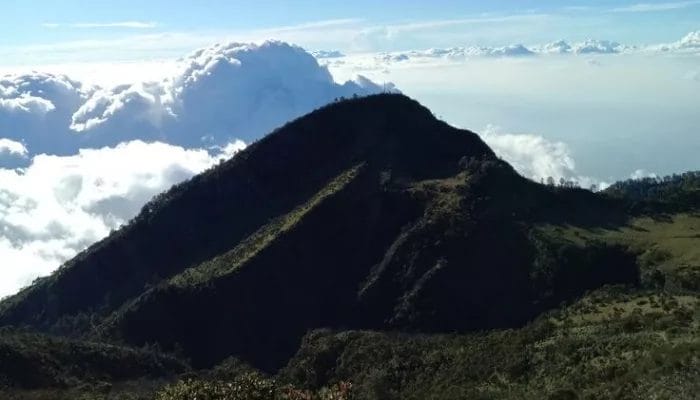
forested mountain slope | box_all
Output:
[0,94,697,399]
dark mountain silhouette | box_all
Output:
[0,95,638,371]
[3,95,688,400]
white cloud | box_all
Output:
[678,31,700,48]
[0,73,87,158]
[327,39,649,71]
[0,41,387,155]
[363,39,631,65]
[43,21,158,29]
[0,95,55,114]
[70,41,388,146]
[490,44,535,57]
[663,31,700,52]
[0,138,28,167]
[630,169,659,179]
[572,39,627,54]
[646,31,700,53]
[310,50,346,59]
[479,125,603,189]
[314,31,700,73]
[0,138,27,156]
[480,125,575,182]
[372,44,536,63]
[0,73,83,118]
[0,139,245,298]
[534,40,573,54]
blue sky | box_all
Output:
[2,0,700,63]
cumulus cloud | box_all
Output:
[69,41,388,148]
[572,39,627,54]
[0,139,245,298]
[480,125,575,181]
[0,73,88,157]
[0,95,55,114]
[0,139,27,157]
[0,138,28,168]
[537,40,573,54]
[489,44,535,57]
[479,125,602,189]
[652,31,700,53]
[678,31,700,48]
[1,41,388,156]
[537,39,629,55]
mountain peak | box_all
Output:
[0,95,634,373]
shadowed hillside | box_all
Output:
[0,95,638,370]
[1,94,696,399]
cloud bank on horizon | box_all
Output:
[314,30,700,69]
[0,41,389,160]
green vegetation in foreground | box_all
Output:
[9,285,694,400]
[155,373,352,400]
[0,328,187,399]
[280,287,699,400]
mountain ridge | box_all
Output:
[0,94,698,399]
[0,94,495,333]
[0,94,644,374]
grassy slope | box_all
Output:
[0,329,188,399]
[3,173,696,400]
[4,190,695,400]
[4,283,697,399]
[536,213,700,291]
[169,163,366,288]
[98,158,642,371]
[272,213,700,400]
[90,161,416,372]
[281,288,699,400]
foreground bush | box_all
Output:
[155,373,352,400]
